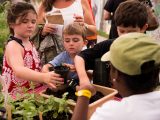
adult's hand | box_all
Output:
[41,23,58,36]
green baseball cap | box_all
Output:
[101,32,160,75]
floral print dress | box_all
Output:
[2,37,46,98]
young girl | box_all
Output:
[2,2,63,98]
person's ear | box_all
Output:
[113,70,119,82]
[83,39,88,46]
[140,23,148,33]
[110,65,119,82]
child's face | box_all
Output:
[63,34,86,55]
[117,25,146,36]
[11,12,37,38]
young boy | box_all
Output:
[74,0,148,86]
[42,22,87,80]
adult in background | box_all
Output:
[31,0,96,65]
[103,0,126,39]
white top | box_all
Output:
[90,91,160,120]
[47,0,83,26]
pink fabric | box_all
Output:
[2,44,45,98]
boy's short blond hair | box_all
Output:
[63,22,86,40]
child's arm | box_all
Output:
[5,41,63,88]
[74,55,90,85]
[86,70,93,80]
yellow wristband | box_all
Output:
[75,89,91,99]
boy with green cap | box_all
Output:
[72,33,160,120]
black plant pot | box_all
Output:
[49,66,70,84]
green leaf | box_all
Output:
[53,112,58,118]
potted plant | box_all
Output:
[0,79,72,120]
[41,84,118,119]
[7,92,72,120]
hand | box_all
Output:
[73,14,85,26]
[62,63,76,72]
[41,64,52,73]
[42,72,64,89]
[41,23,58,36]
[76,83,96,96]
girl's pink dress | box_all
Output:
[2,38,46,98]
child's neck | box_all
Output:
[69,53,76,61]
[14,35,32,50]
[14,35,29,42]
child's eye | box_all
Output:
[22,20,28,23]
[72,38,80,42]
[64,39,70,42]
[32,20,36,24]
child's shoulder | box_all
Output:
[5,40,23,51]
[57,51,69,57]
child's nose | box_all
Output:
[28,22,34,27]
[69,40,74,44]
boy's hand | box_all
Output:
[62,63,76,72]
[41,64,53,73]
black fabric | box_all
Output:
[93,60,112,87]
[78,39,115,70]
[104,0,126,39]
[8,36,24,48]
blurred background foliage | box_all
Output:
[0,0,10,73]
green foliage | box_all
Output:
[0,92,4,108]
[0,1,10,14]
[8,92,70,120]
[97,30,109,38]
[0,83,71,119]
[0,1,10,73]
[0,79,4,107]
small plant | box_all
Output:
[8,92,71,120]
[0,82,71,120]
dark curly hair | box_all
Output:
[114,0,148,28]
[7,2,37,35]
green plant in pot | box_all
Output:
[0,82,71,120]
[7,92,71,120]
